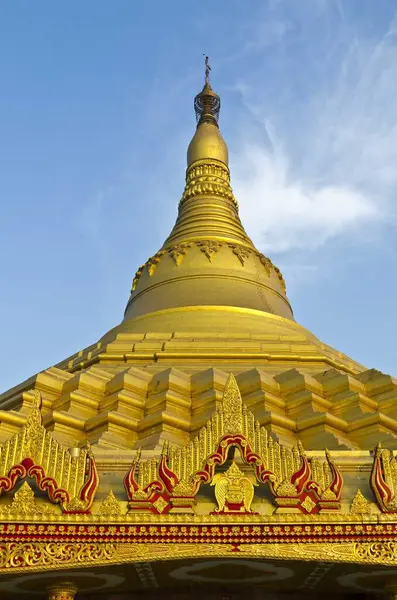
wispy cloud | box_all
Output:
[233,140,378,252]
[229,1,397,254]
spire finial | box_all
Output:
[194,56,220,126]
[204,55,211,87]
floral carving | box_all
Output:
[229,244,250,266]
[168,243,192,266]
[350,489,371,515]
[98,490,123,516]
[258,253,272,276]
[0,481,55,517]
[180,158,238,208]
[132,264,145,291]
[147,250,166,276]
[197,240,223,262]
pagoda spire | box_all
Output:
[123,62,292,322]
[164,58,251,247]
[192,56,221,127]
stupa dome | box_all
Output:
[187,120,229,166]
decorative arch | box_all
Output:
[0,391,98,513]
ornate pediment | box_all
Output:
[0,391,98,513]
[124,375,343,515]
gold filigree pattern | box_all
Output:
[354,541,397,563]
[301,496,316,513]
[222,374,243,434]
[3,540,397,573]
[153,496,168,514]
[0,392,97,513]
[350,489,371,515]
[0,482,55,517]
[0,542,117,572]
[98,490,123,516]
[127,375,340,515]
[276,480,298,496]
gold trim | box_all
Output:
[2,540,397,573]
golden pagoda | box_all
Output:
[0,59,397,600]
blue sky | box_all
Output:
[0,0,396,392]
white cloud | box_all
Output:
[228,3,397,253]
[233,143,378,252]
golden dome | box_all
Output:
[187,121,229,166]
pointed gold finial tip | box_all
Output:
[187,56,228,166]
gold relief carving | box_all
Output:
[98,490,123,517]
[221,374,243,433]
[47,582,78,600]
[0,481,55,517]
[4,541,397,573]
[211,461,257,513]
[172,479,197,496]
[350,489,371,515]
[180,159,238,208]
[130,243,288,304]
[300,496,316,514]
[228,244,250,266]
[320,488,337,501]
[354,542,397,563]
[124,375,342,515]
[168,243,192,266]
[0,392,98,513]
[153,496,169,514]
[197,240,223,262]
[371,443,397,513]
[132,264,145,291]
[258,253,272,276]
[113,541,397,565]
[276,480,298,496]
[274,265,286,292]
[131,488,150,501]
[239,542,397,566]
[147,250,166,276]
[0,542,117,572]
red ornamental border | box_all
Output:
[0,522,395,544]
[125,434,343,515]
[0,455,98,514]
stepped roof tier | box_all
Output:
[0,61,396,599]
